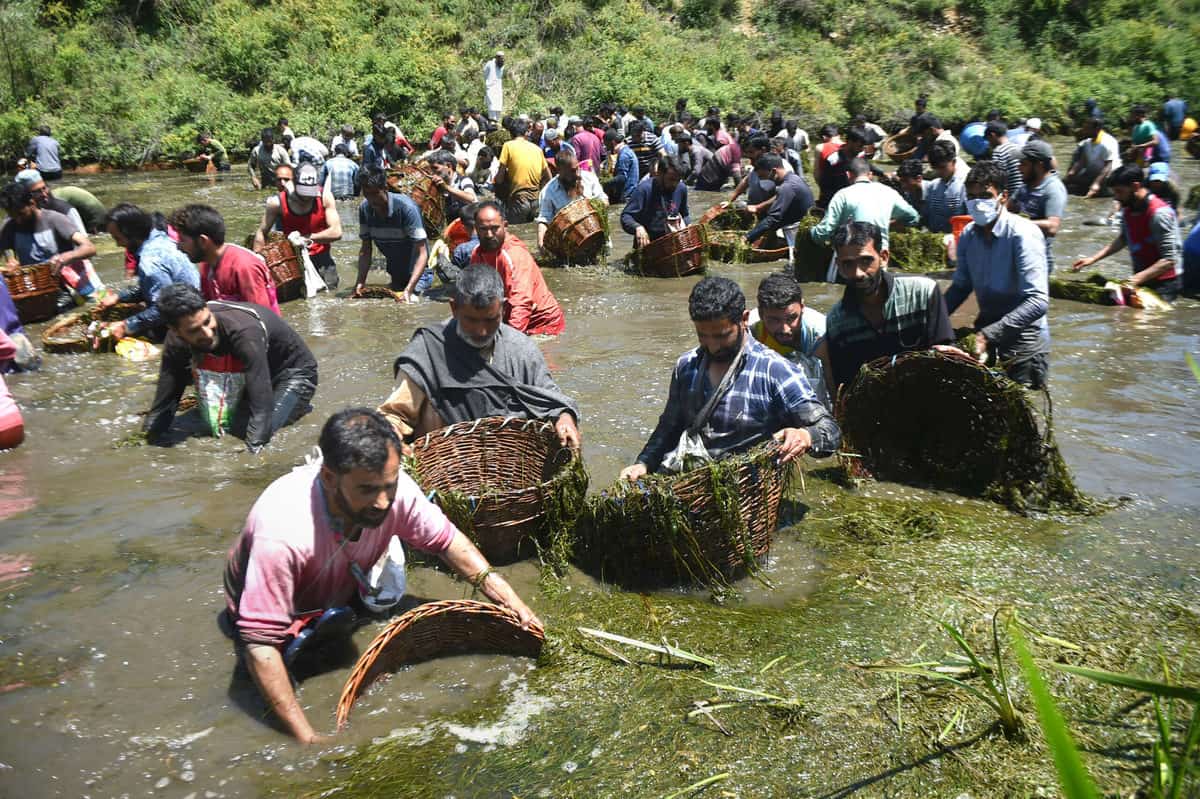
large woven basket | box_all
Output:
[697,204,755,230]
[624,224,708,278]
[835,349,1088,511]
[575,443,789,588]
[542,198,606,264]
[352,284,400,300]
[706,229,789,264]
[180,157,213,174]
[41,303,146,353]
[257,233,304,303]
[409,416,586,564]
[882,128,919,162]
[387,165,446,238]
[3,263,60,324]
[335,599,544,729]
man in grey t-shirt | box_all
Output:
[26,126,62,181]
[1012,140,1067,273]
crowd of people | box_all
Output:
[1,84,1196,742]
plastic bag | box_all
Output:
[360,535,407,613]
[287,231,327,298]
[194,353,245,437]
[660,429,712,474]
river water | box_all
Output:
[0,139,1197,798]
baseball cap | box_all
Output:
[1146,161,1170,182]
[1025,117,1042,131]
[1020,139,1054,165]
[544,128,560,141]
[15,169,43,188]
[295,163,321,197]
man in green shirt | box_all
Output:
[197,132,231,172]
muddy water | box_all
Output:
[0,138,1197,798]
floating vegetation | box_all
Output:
[834,505,956,545]
[576,626,716,668]
[574,445,791,590]
[889,228,949,274]
[836,350,1094,513]
[1050,273,1122,305]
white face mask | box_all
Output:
[967,197,1000,226]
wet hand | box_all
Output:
[772,427,812,464]
[619,463,647,482]
[973,331,989,362]
[108,321,127,340]
[98,291,118,309]
[1071,256,1093,272]
[554,413,580,451]
[303,732,334,746]
[635,227,650,249]
[353,282,366,298]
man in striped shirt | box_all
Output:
[984,121,1025,195]
[620,276,839,480]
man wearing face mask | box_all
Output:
[1071,165,1183,301]
[945,161,1050,388]
[535,149,607,251]
[619,276,840,481]
[823,221,955,392]
[378,264,580,450]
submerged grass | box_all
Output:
[279,476,1200,799]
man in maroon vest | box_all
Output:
[254,163,343,289]
[1072,164,1183,301]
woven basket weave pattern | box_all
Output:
[335,599,545,729]
[543,199,605,261]
[3,263,57,297]
[629,224,708,278]
[42,303,145,353]
[258,234,304,302]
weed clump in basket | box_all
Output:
[888,229,949,274]
[836,350,1094,514]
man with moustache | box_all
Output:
[469,201,565,336]
[824,221,955,392]
[535,149,607,251]
[619,276,839,480]
[378,264,580,449]
[223,408,540,744]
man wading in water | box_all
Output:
[223,408,539,743]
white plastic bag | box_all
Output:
[361,535,407,613]
[287,231,327,298]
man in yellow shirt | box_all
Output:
[495,119,550,223]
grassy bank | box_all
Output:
[1,0,1196,166]
[277,474,1200,798]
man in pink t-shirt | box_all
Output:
[224,409,540,744]
[170,203,280,313]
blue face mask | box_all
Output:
[967,197,1000,226]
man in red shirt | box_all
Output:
[469,201,565,335]
[171,204,280,313]
[254,163,343,289]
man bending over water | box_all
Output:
[223,408,539,743]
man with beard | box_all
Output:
[143,284,318,452]
[824,221,954,392]
[494,118,550,224]
[1071,164,1183,301]
[535,149,607,251]
[946,162,1050,388]
[743,154,814,270]
[748,272,830,407]
[621,154,691,250]
[469,201,565,335]
[1011,140,1067,273]
[379,264,580,448]
[223,408,540,743]
[619,276,840,480]
[170,204,279,312]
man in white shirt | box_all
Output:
[483,52,505,121]
[1066,117,1120,198]
[329,125,359,159]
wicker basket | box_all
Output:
[542,199,606,264]
[410,416,585,564]
[335,599,545,729]
[41,303,146,353]
[697,204,755,230]
[353,284,400,300]
[624,224,708,278]
[257,233,305,303]
[3,263,60,324]
[387,165,446,238]
[575,443,789,588]
[180,157,212,174]
[706,229,790,264]
[882,128,919,162]
[835,349,1088,512]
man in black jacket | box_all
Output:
[144,284,318,452]
[744,154,814,269]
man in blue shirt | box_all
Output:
[100,203,200,341]
[619,275,839,479]
[26,126,62,181]
[620,154,690,249]
[603,128,638,204]
[354,170,431,302]
[946,161,1050,388]
[1012,140,1067,273]
[1162,97,1188,141]
[322,145,360,200]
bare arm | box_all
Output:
[401,244,428,302]
[1072,232,1125,271]
[309,192,342,243]
[62,231,97,263]
[255,197,282,250]
[244,644,326,743]
[727,175,750,203]
[438,530,539,628]
[355,238,373,294]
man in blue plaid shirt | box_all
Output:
[620,276,840,480]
